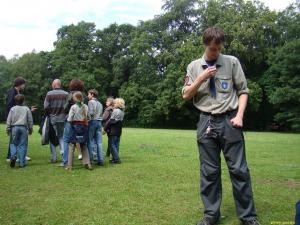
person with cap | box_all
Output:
[182,27,260,225]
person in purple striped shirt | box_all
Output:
[44,79,68,163]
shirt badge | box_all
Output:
[184,75,190,86]
[221,81,229,90]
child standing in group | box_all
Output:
[6,94,33,168]
[105,98,125,164]
[87,89,104,166]
[102,97,114,157]
[66,91,92,170]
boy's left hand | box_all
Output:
[230,115,243,128]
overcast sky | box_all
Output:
[0,0,296,59]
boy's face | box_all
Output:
[88,93,93,100]
[204,41,223,61]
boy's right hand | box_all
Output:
[201,66,217,80]
[29,129,33,135]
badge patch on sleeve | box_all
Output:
[221,81,229,90]
[184,75,190,86]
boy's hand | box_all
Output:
[28,129,33,135]
[230,115,243,128]
[200,66,217,80]
[31,106,37,112]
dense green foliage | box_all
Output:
[0,0,299,130]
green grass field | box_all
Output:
[0,125,299,225]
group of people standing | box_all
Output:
[6,77,125,170]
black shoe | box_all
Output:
[241,218,261,225]
[50,159,57,163]
[196,216,219,225]
[97,161,104,166]
[10,156,17,168]
[109,159,121,164]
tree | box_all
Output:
[0,55,13,119]
[262,39,300,130]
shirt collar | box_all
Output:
[200,54,224,68]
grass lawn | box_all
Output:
[0,125,299,225]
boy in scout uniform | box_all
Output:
[182,27,260,225]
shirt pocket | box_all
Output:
[215,75,233,94]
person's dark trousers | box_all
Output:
[296,201,300,225]
[197,111,257,221]
[106,135,112,157]
[109,135,120,161]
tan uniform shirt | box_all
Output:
[182,54,249,114]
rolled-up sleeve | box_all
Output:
[182,63,194,94]
[232,58,249,96]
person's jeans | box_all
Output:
[107,135,113,156]
[88,120,103,162]
[50,137,64,161]
[6,142,11,159]
[10,126,28,167]
[50,122,64,161]
[62,122,72,165]
[109,135,120,161]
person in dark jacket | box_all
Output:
[104,98,125,164]
[102,97,114,157]
[5,77,36,161]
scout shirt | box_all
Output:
[182,54,249,114]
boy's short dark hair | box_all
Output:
[14,94,25,105]
[14,77,26,87]
[88,89,98,98]
[202,27,225,45]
